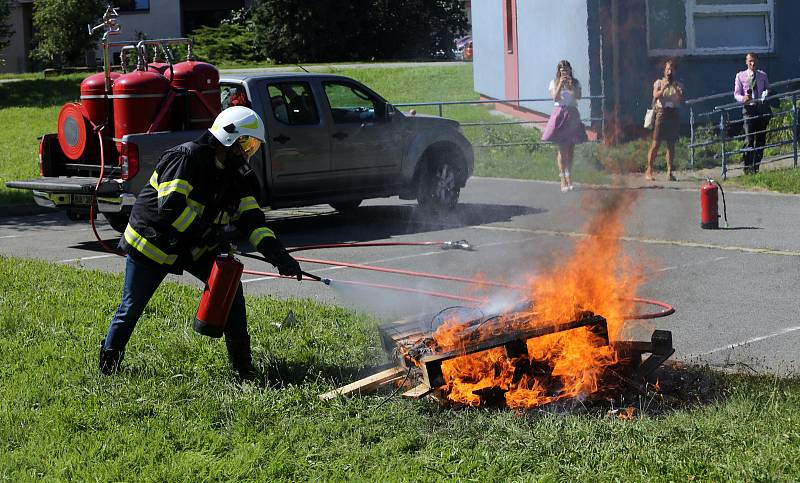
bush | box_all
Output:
[189,8,262,66]
[252,0,469,64]
[191,24,261,65]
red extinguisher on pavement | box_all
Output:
[700,179,728,229]
[194,254,244,338]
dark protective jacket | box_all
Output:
[119,132,276,272]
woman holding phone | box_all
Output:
[542,60,588,192]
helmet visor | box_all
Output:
[238,135,262,158]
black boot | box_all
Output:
[225,335,257,381]
[99,339,124,375]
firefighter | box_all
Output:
[99,106,302,380]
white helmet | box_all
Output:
[209,106,266,146]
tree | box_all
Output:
[0,0,13,54]
[30,0,105,67]
[252,0,469,64]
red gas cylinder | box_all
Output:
[80,71,121,133]
[112,70,171,144]
[194,255,244,338]
[700,180,719,229]
[57,102,93,160]
[171,60,221,129]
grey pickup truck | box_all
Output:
[7,72,474,232]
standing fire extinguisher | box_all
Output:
[194,254,244,338]
[700,179,728,229]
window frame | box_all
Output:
[117,0,150,13]
[646,0,774,57]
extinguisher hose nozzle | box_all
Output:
[301,270,331,286]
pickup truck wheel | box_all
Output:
[417,159,460,213]
[330,200,362,213]
[103,213,130,233]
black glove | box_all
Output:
[275,252,302,280]
[259,237,302,280]
[198,224,224,248]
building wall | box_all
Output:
[603,0,800,137]
[0,1,33,74]
[115,0,182,42]
[472,0,506,101]
[517,0,591,119]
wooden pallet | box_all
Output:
[321,312,673,402]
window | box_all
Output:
[266,83,319,125]
[323,82,379,124]
[647,0,773,56]
[220,85,249,109]
[117,0,149,12]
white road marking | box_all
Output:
[690,326,800,356]
[652,256,728,273]
[474,225,800,257]
[56,254,118,263]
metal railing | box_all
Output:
[687,77,800,178]
[392,96,605,148]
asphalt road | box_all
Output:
[2,176,799,375]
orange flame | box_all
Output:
[435,191,645,408]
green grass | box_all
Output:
[727,167,800,193]
[0,74,88,204]
[1,255,800,480]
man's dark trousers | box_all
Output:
[742,104,771,174]
[103,255,248,351]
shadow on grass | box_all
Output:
[259,358,732,418]
[0,76,82,109]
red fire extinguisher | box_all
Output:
[194,254,244,338]
[700,179,728,229]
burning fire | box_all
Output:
[434,191,644,408]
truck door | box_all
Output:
[321,80,403,191]
[261,81,331,197]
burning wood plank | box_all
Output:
[416,314,608,388]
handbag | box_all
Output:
[643,108,655,130]
[643,95,656,129]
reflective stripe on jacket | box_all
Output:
[118,132,276,270]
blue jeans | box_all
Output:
[103,255,248,350]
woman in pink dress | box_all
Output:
[542,60,588,192]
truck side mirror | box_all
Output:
[376,101,393,122]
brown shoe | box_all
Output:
[645,171,655,181]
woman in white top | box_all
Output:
[646,59,683,181]
[542,60,588,192]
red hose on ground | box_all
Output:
[286,241,447,253]
[241,268,486,304]
[293,256,524,290]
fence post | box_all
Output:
[719,109,728,180]
[689,105,696,169]
[793,93,798,168]
[439,104,443,117]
